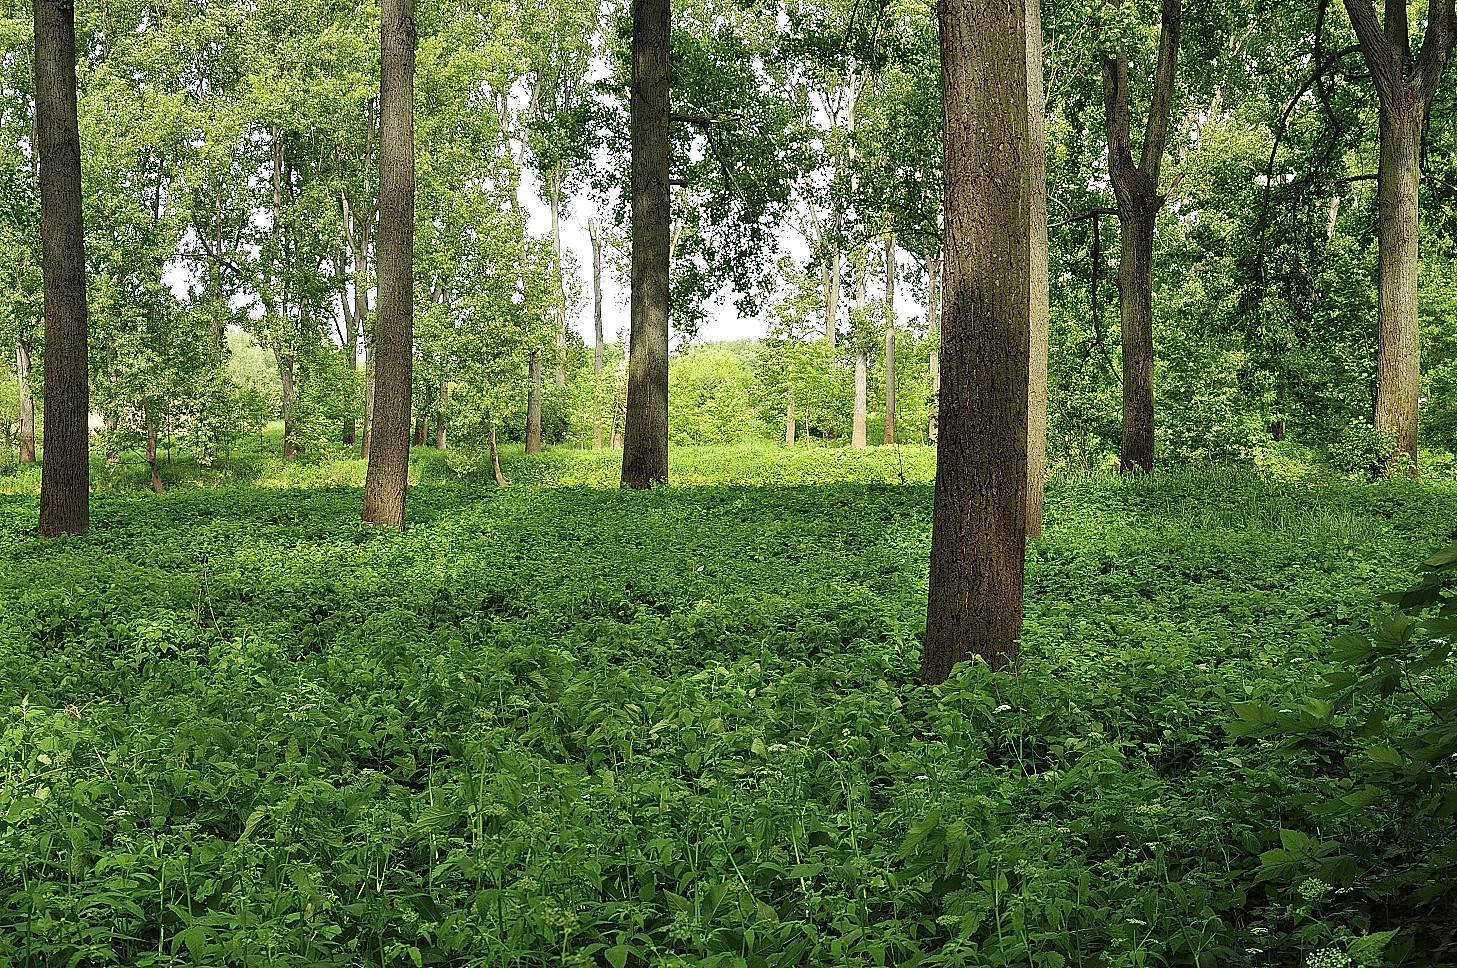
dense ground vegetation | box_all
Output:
[2,444,1453,967]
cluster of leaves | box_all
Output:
[2,454,1455,966]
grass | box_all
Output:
[0,438,1453,966]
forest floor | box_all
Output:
[0,444,1453,967]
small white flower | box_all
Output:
[767,743,788,753]
[994,704,1013,713]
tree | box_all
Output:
[362,0,415,530]
[883,233,896,444]
[1102,0,1180,473]
[1026,0,1050,536]
[922,0,1032,682]
[34,0,88,537]
[621,0,671,488]
[1342,0,1455,470]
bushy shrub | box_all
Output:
[1325,420,1399,478]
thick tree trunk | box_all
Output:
[883,234,896,445]
[280,355,299,461]
[928,251,941,443]
[35,0,89,537]
[785,387,796,446]
[1026,0,1051,535]
[589,217,605,449]
[16,339,36,464]
[550,168,568,389]
[922,0,1031,683]
[1117,209,1156,472]
[362,0,415,530]
[526,350,543,453]
[853,349,868,448]
[435,369,448,449]
[146,419,164,493]
[621,0,671,488]
[1373,108,1423,469]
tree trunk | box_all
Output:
[785,387,796,446]
[922,0,1031,683]
[883,234,896,445]
[852,348,868,448]
[16,339,36,464]
[928,251,941,443]
[361,353,375,460]
[825,220,841,352]
[621,0,671,489]
[362,0,415,530]
[1102,0,1180,475]
[413,417,426,446]
[35,0,89,537]
[1026,0,1051,536]
[280,355,299,461]
[589,217,605,449]
[1117,209,1156,473]
[489,422,506,486]
[435,368,448,449]
[550,167,569,389]
[526,349,543,453]
[146,419,164,494]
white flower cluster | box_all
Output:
[1304,947,1352,968]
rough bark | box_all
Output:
[526,350,543,453]
[413,417,427,446]
[1343,0,1455,471]
[16,339,36,464]
[35,0,89,537]
[280,356,299,461]
[1026,0,1051,536]
[922,0,1032,683]
[621,0,671,488]
[362,0,415,530]
[883,234,897,445]
[589,217,605,449]
[1102,0,1180,474]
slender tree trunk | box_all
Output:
[1026,0,1051,536]
[413,417,426,446]
[526,349,543,453]
[361,352,375,460]
[280,356,298,461]
[621,0,671,488]
[785,387,796,446]
[922,0,1032,683]
[589,217,605,449]
[489,422,506,486]
[35,0,89,537]
[551,169,569,389]
[928,251,941,443]
[1117,210,1156,472]
[146,419,163,493]
[853,349,868,448]
[435,368,448,449]
[883,234,897,445]
[362,0,415,530]
[16,339,36,464]
[826,221,841,352]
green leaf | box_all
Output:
[1347,929,1399,963]
[1367,746,1404,767]
[606,945,629,968]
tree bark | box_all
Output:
[621,0,671,488]
[1026,0,1051,535]
[883,234,897,444]
[825,219,841,352]
[489,422,506,486]
[928,250,941,443]
[279,355,299,461]
[362,0,415,530]
[35,0,89,537]
[413,416,426,446]
[785,386,796,446]
[16,339,36,464]
[1102,0,1180,475]
[550,166,569,389]
[853,348,868,448]
[146,419,164,494]
[361,352,375,460]
[922,0,1032,683]
[1342,0,1455,471]
[589,217,605,449]
[435,368,448,449]
[526,349,543,453]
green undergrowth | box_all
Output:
[0,462,1453,967]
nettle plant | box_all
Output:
[1230,535,1457,965]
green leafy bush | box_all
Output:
[1326,421,1400,478]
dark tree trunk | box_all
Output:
[883,234,896,445]
[590,217,605,449]
[526,350,543,454]
[280,356,299,461]
[413,417,426,446]
[922,0,1032,683]
[35,0,89,537]
[362,0,415,530]
[1102,0,1180,475]
[1342,0,1455,471]
[1026,0,1051,537]
[621,0,671,489]
[16,339,36,464]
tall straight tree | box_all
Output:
[883,233,896,444]
[34,0,88,537]
[922,0,1032,682]
[1342,0,1455,471]
[621,0,671,488]
[1103,0,1180,474]
[362,0,415,530]
[1026,0,1051,536]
